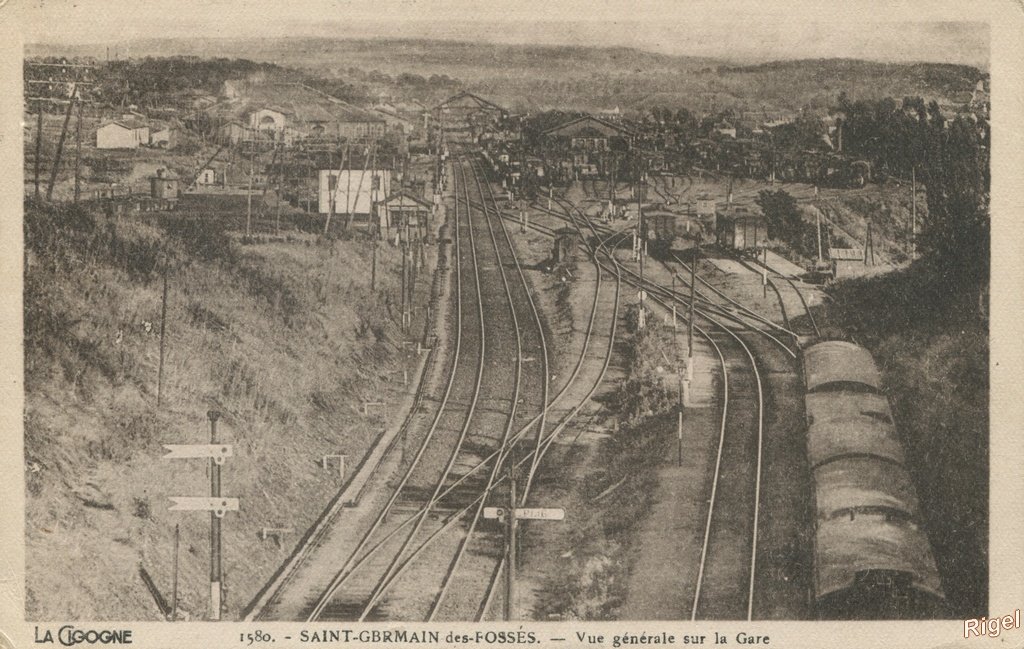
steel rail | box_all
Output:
[305,146,484,622]
[553,191,765,621]
[353,152,494,622]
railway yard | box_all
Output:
[226,150,938,622]
[22,46,989,626]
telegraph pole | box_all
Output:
[73,98,83,203]
[762,247,768,298]
[34,101,43,199]
[637,161,646,330]
[371,234,378,292]
[816,209,823,263]
[157,267,169,408]
[677,370,684,467]
[46,84,77,201]
[275,141,284,237]
[400,239,408,331]
[687,246,697,382]
[246,144,255,238]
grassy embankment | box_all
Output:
[819,263,988,618]
[24,201,433,620]
[532,306,678,619]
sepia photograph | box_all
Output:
[1,1,1019,646]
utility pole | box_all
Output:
[275,141,284,237]
[762,247,768,299]
[325,144,348,235]
[73,98,83,203]
[46,84,77,201]
[34,102,43,199]
[157,267,169,408]
[671,274,677,331]
[677,371,684,467]
[400,238,408,331]
[816,209,823,263]
[371,235,377,291]
[246,144,255,238]
[637,161,646,330]
[687,246,696,382]
[171,523,179,621]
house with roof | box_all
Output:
[242,86,387,144]
[383,189,433,234]
[433,91,507,121]
[96,119,150,149]
[829,247,866,278]
[542,115,635,152]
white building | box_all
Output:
[318,169,392,217]
[249,107,289,132]
[196,168,219,186]
[96,120,150,149]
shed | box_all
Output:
[552,226,579,265]
[804,341,882,393]
[716,206,767,251]
[149,169,180,201]
[695,194,716,217]
[542,115,635,152]
[808,415,905,468]
[96,120,149,149]
[383,190,432,232]
[813,457,919,522]
[830,247,866,278]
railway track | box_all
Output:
[304,152,549,622]
[467,157,624,620]
[251,148,626,623]
[739,254,821,339]
[523,198,799,356]
[547,193,770,620]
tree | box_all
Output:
[756,189,801,242]
[917,116,990,301]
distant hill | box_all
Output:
[27,38,984,114]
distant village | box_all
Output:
[25,56,989,262]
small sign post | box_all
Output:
[483,475,565,621]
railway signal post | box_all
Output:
[163,410,239,620]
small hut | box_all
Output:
[552,226,579,265]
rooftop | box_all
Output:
[231,82,384,124]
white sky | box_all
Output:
[11,0,990,66]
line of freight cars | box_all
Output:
[803,340,946,619]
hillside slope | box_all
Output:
[24,202,435,619]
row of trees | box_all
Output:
[836,93,989,294]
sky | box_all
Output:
[12,0,991,67]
